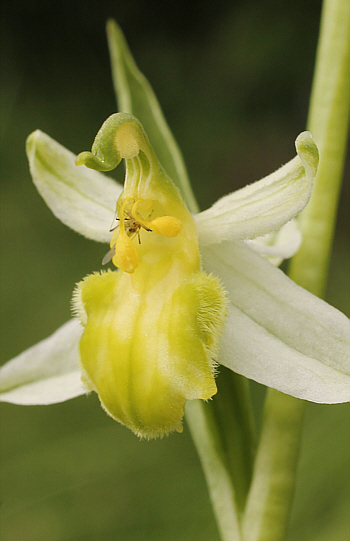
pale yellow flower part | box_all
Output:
[72,114,227,438]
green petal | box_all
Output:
[0,320,85,404]
[27,130,122,242]
[196,132,318,245]
[201,241,350,403]
[106,20,198,212]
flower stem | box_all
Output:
[242,391,305,541]
[186,400,243,541]
[289,0,350,297]
[211,369,256,514]
[242,1,350,540]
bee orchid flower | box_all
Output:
[1,23,349,439]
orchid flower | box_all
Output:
[1,22,349,440]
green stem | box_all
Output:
[186,400,242,541]
[241,1,349,540]
[242,392,305,541]
[211,369,256,514]
[289,0,350,296]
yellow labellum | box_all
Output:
[74,113,227,438]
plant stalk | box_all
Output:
[241,0,350,539]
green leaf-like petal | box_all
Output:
[0,320,85,405]
[106,19,198,212]
[196,132,318,245]
[27,130,122,243]
[201,241,350,403]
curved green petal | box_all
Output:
[196,132,318,245]
[27,130,122,243]
[201,241,350,403]
[0,320,85,405]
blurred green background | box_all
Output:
[1,1,349,540]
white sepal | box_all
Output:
[201,241,350,404]
[26,130,122,243]
[0,320,85,405]
[196,132,318,246]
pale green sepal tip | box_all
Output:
[295,131,319,179]
[26,130,41,162]
[26,131,35,152]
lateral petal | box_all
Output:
[196,132,318,245]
